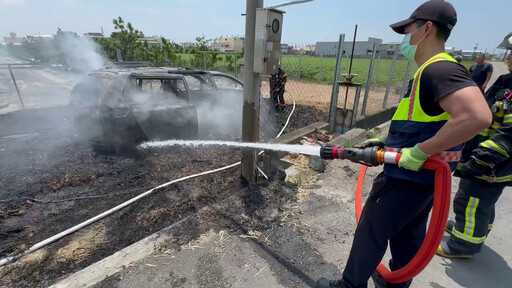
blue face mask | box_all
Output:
[401,25,426,61]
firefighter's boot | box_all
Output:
[316,278,349,288]
[436,240,473,259]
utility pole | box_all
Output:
[241,0,263,184]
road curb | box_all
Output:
[49,216,197,288]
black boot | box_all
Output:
[316,278,346,288]
[371,271,387,288]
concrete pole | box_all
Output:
[241,0,263,184]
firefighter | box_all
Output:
[437,53,512,259]
[316,1,492,288]
[269,67,287,112]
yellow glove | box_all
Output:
[398,144,431,171]
[360,136,386,148]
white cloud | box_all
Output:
[0,0,25,7]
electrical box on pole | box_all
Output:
[254,8,284,74]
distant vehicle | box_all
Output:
[70,68,199,153]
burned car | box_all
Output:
[166,69,276,139]
[70,68,198,153]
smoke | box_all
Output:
[195,90,243,138]
[55,33,106,72]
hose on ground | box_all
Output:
[0,89,297,267]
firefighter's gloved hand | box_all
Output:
[460,158,493,178]
[398,144,430,171]
[360,136,386,148]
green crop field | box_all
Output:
[176,53,475,88]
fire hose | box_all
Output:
[0,91,298,267]
[320,145,451,284]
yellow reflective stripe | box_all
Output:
[479,128,495,136]
[488,224,493,230]
[476,174,512,182]
[451,228,487,244]
[504,114,512,118]
[474,158,494,168]
[456,162,463,170]
[392,53,455,122]
[504,119,512,124]
[464,197,479,237]
[480,140,509,157]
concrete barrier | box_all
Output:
[354,105,397,130]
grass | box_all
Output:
[176,53,477,88]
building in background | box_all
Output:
[445,47,455,55]
[83,32,105,39]
[461,50,484,60]
[2,32,25,46]
[378,42,401,58]
[213,36,244,53]
[281,43,289,55]
[180,42,195,50]
[138,36,165,49]
[26,34,53,42]
[315,37,382,57]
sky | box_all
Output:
[0,0,510,53]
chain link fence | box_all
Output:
[1,43,419,141]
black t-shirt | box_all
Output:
[469,63,493,87]
[405,61,477,116]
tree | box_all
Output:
[94,16,181,67]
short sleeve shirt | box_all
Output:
[469,63,493,87]
[404,61,477,116]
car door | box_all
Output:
[127,76,198,141]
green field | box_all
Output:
[176,53,475,88]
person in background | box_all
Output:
[269,67,287,112]
[437,54,512,259]
[454,55,463,64]
[470,54,493,92]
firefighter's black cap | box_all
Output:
[390,0,457,34]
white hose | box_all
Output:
[0,89,297,267]
[277,89,296,138]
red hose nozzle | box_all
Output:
[320,145,387,166]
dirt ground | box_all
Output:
[271,80,402,117]
[0,77,393,287]
[0,110,250,287]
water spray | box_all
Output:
[141,139,322,157]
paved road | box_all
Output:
[0,53,77,113]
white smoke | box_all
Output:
[56,33,105,72]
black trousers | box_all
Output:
[447,178,505,254]
[342,173,434,288]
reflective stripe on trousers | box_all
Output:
[451,196,487,244]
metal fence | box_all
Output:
[0,63,78,113]
[257,36,417,141]
[1,42,418,141]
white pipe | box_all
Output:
[266,0,314,10]
[0,89,298,267]
[277,89,296,138]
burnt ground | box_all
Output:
[275,104,328,135]
[0,106,313,288]
[0,108,248,287]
